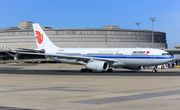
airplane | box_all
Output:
[9,23,173,73]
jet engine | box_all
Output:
[86,61,109,72]
[122,66,141,70]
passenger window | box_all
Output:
[162,53,169,55]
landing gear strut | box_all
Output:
[152,66,157,73]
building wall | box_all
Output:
[0,29,167,49]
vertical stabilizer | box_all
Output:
[32,23,58,50]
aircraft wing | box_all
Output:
[50,54,118,62]
[9,49,118,62]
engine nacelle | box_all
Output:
[122,66,141,70]
[86,61,109,72]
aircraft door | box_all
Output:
[149,51,156,65]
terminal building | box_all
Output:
[0,21,167,49]
[164,45,180,66]
[0,21,168,61]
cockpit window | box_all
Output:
[162,53,170,55]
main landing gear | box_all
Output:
[152,66,157,73]
[105,68,113,72]
[81,68,92,72]
[80,68,113,72]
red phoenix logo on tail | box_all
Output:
[35,30,43,44]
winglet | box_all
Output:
[8,47,16,53]
[5,48,18,58]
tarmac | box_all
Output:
[0,63,180,110]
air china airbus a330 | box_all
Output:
[9,23,173,73]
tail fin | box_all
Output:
[32,23,58,50]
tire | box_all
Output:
[152,70,157,73]
[81,69,85,72]
[107,68,113,72]
[81,69,92,73]
[87,69,92,72]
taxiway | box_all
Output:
[0,63,180,110]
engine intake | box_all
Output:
[86,61,109,72]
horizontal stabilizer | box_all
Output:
[16,48,45,53]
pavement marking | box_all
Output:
[46,93,113,101]
[0,85,20,87]
[72,89,180,104]
[0,67,22,70]
[0,86,93,93]
[0,106,38,110]
[174,98,180,100]
[58,64,66,68]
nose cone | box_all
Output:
[168,55,174,62]
[169,55,174,59]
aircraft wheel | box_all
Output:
[107,68,113,72]
[81,69,86,72]
[103,68,113,72]
[152,70,157,73]
[81,68,92,72]
[86,69,92,72]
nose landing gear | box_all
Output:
[152,66,157,73]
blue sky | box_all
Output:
[1,0,180,48]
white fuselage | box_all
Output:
[47,47,173,67]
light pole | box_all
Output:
[135,22,140,47]
[150,17,156,48]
